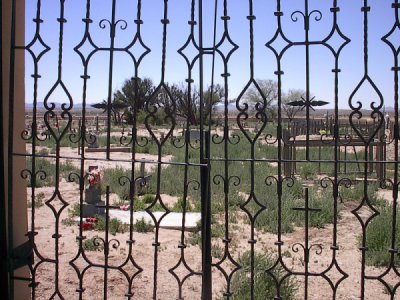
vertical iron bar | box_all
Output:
[360,3,370,299]
[201,131,211,300]
[103,187,110,300]
[198,0,204,159]
[305,0,311,160]
[389,0,399,276]
[106,0,117,159]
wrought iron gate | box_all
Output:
[4,0,400,299]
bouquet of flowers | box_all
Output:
[87,167,102,187]
[82,217,97,230]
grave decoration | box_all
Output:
[82,166,105,217]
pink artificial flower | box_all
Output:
[120,204,130,211]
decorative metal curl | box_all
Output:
[68,130,82,144]
[291,10,305,22]
[265,175,278,186]
[109,239,121,250]
[320,177,334,189]
[68,172,82,185]
[309,10,323,22]
[227,132,241,145]
[21,128,33,141]
[291,243,323,266]
[92,236,105,248]
[229,176,241,187]
[338,134,352,146]
[136,135,150,148]
[118,176,132,187]
[213,174,225,186]
[338,178,353,189]
[99,19,112,29]
[188,137,201,150]
[264,133,278,145]
[84,132,97,145]
[212,131,225,145]
[292,242,305,254]
[283,176,295,188]
[186,179,200,191]
[120,133,133,147]
[171,136,186,148]
[21,169,33,181]
[320,133,334,145]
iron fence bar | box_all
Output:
[198,0,205,160]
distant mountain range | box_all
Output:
[25,102,84,110]
[25,102,397,115]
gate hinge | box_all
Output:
[8,241,33,271]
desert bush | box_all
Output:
[229,250,297,299]
[101,166,131,199]
[68,202,80,217]
[27,192,45,208]
[133,218,154,233]
[364,204,400,267]
[25,157,80,187]
[82,236,104,252]
[94,215,127,236]
[25,157,54,187]
[143,194,155,204]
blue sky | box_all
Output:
[25,0,398,109]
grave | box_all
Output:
[82,166,105,217]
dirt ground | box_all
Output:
[26,181,400,299]
[23,130,400,299]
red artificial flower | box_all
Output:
[82,223,94,230]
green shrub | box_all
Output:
[364,204,400,267]
[187,231,201,248]
[229,251,297,299]
[82,236,104,252]
[37,148,49,156]
[93,215,127,236]
[101,166,131,199]
[143,194,154,204]
[26,157,54,187]
[68,203,80,217]
[171,197,195,212]
[26,157,80,187]
[133,218,154,233]
[28,192,45,208]
[60,160,79,178]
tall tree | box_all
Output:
[282,89,306,122]
[113,77,156,124]
[243,79,278,120]
[157,83,224,126]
